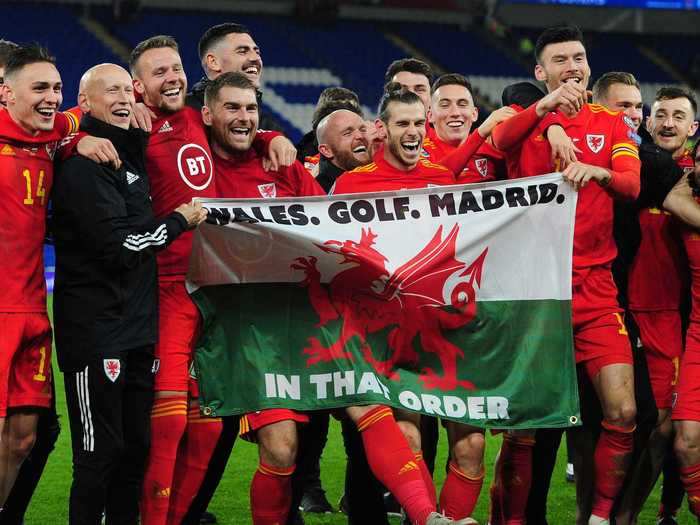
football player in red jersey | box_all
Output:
[206,75,459,525]
[128,36,229,525]
[202,71,323,525]
[425,73,511,184]
[608,82,697,524]
[0,45,79,509]
[664,94,700,519]
[490,25,640,525]
[674,138,700,519]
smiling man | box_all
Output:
[0,44,82,511]
[52,63,205,525]
[188,22,285,134]
[424,73,508,184]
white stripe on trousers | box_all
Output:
[76,367,95,452]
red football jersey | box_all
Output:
[421,132,504,183]
[332,151,455,194]
[215,149,324,198]
[0,109,76,312]
[683,214,700,330]
[628,152,693,311]
[528,104,640,280]
[495,104,554,181]
[146,106,217,278]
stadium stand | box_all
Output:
[0,3,121,107]
[0,2,695,140]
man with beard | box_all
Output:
[205,72,461,525]
[315,108,371,192]
[491,25,641,525]
[203,71,323,524]
[609,83,698,525]
[662,92,700,521]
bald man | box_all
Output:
[315,108,371,192]
[52,63,205,525]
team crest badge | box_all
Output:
[475,158,488,178]
[586,134,605,154]
[103,359,121,382]
[258,183,277,198]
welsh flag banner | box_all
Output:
[188,173,580,429]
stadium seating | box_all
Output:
[2,3,695,140]
[1,2,121,104]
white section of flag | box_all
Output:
[187,173,577,302]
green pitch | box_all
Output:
[24,298,693,523]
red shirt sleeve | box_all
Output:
[252,129,283,157]
[605,116,640,200]
[440,131,486,177]
[55,107,84,161]
[491,103,540,152]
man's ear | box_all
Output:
[201,105,212,126]
[318,143,333,160]
[133,78,145,96]
[78,92,90,114]
[375,118,387,141]
[534,64,547,83]
[205,53,222,77]
[690,120,699,138]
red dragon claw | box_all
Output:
[419,368,475,391]
[303,337,354,367]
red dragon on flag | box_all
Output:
[292,224,487,391]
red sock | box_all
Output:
[166,405,223,525]
[140,396,188,525]
[357,406,434,525]
[440,461,484,519]
[680,463,700,516]
[489,434,534,525]
[415,452,436,508]
[591,421,635,519]
[250,463,295,525]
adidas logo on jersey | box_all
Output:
[158,121,173,133]
[126,171,140,185]
[0,144,15,156]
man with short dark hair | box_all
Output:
[384,58,433,109]
[204,74,459,525]
[202,70,323,525]
[52,63,205,525]
[188,22,285,134]
[425,73,510,184]
[491,24,641,525]
[0,44,80,510]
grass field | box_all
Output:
[22,299,693,523]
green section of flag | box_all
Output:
[193,283,579,429]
